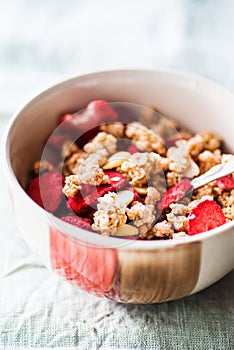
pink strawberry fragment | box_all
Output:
[67,172,127,215]
[127,145,138,154]
[216,174,234,190]
[157,178,192,211]
[26,171,64,213]
[59,100,118,133]
[46,133,69,149]
[188,199,226,235]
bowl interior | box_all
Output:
[5,69,234,242]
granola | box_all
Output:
[62,175,81,198]
[61,140,80,160]
[33,160,54,175]
[198,150,221,174]
[145,187,161,205]
[151,221,174,239]
[92,192,127,235]
[168,140,200,178]
[120,152,162,187]
[186,131,222,158]
[100,122,125,138]
[84,132,117,155]
[27,100,234,240]
[126,201,156,236]
[125,122,166,155]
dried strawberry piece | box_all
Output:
[216,174,234,190]
[67,193,92,216]
[59,113,73,125]
[188,199,226,235]
[157,178,192,211]
[87,172,127,205]
[26,171,64,213]
[104,171,127,190]
[61,215,92,231]
[59,100,118,133]
[86,100,118,123]
[67,172,127,215]
[87,100,119,125]
[86,209,96,222]
[127,145,138,154]
[164,135,181,148]
[46,133,69,149]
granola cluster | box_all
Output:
[28,100,234,240]
[126,201,156,235]
[92,192,127,235]
[62,132,117,197]
[120,152,162,187]
[125,122,166,155]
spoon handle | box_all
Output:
[191,160,234,190]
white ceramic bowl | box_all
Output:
[2,69,234,303]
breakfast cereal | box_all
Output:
[26,100,234,239]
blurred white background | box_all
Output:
[1,0,234,115]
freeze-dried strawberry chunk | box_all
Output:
[67,172,127,215]
[61,215,92,231]
[26,171,63,213]
[216,174,234,190]
[67,193,92,216]
[164,135,181,148]
[157,178,192,211]
[104,171,127,189]
[188,199,226,235]
[59,113,73,125]
[127,145,138,154]
[86,209,96,222]
[87,172,127,205]
[87,100,118,123]
[59,100,118,133]
[46,133,69,149]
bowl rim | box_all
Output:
[2,68,234,249]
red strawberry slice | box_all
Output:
[164,135,181,148]
[103,171,127,188]
[61,215,92,231]
[157,178,192,211]
[188,199,226,235]
[216,174,234,190]
[59,100,118,133]
[127,145,138,154]
[67,172,127,215]
[86,209,96,222]
[26,171,64,213]
[59,113,73,125]
[67,193,91,216]
[46,133,69,149]
[87,172,126,202]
